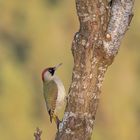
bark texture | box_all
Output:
[55,0,134,140]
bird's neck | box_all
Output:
[43,75,57,83]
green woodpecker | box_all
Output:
[41,63,65,128]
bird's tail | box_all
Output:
[48,110,61,129]
[48,109,53,123]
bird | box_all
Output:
[41,63,66,128]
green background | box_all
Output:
[0,0,139,140]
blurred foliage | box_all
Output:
[0,0,139,140]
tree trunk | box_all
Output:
[55,0,134,140]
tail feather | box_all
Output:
[48,109,61,129]
[48,109,53,123]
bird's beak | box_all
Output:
[54,63,62,70]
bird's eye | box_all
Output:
[48,68,55,75]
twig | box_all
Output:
[34,127,42,140]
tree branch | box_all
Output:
[103,0,134,56]
[55,0,134,140]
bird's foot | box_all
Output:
[56,116,61,130]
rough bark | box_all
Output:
[55,0,134,140]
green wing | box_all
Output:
[43,80,58,114]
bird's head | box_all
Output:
[42,63,62,82]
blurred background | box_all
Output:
[0,0,139,140]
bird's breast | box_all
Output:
[53,76,66,109]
